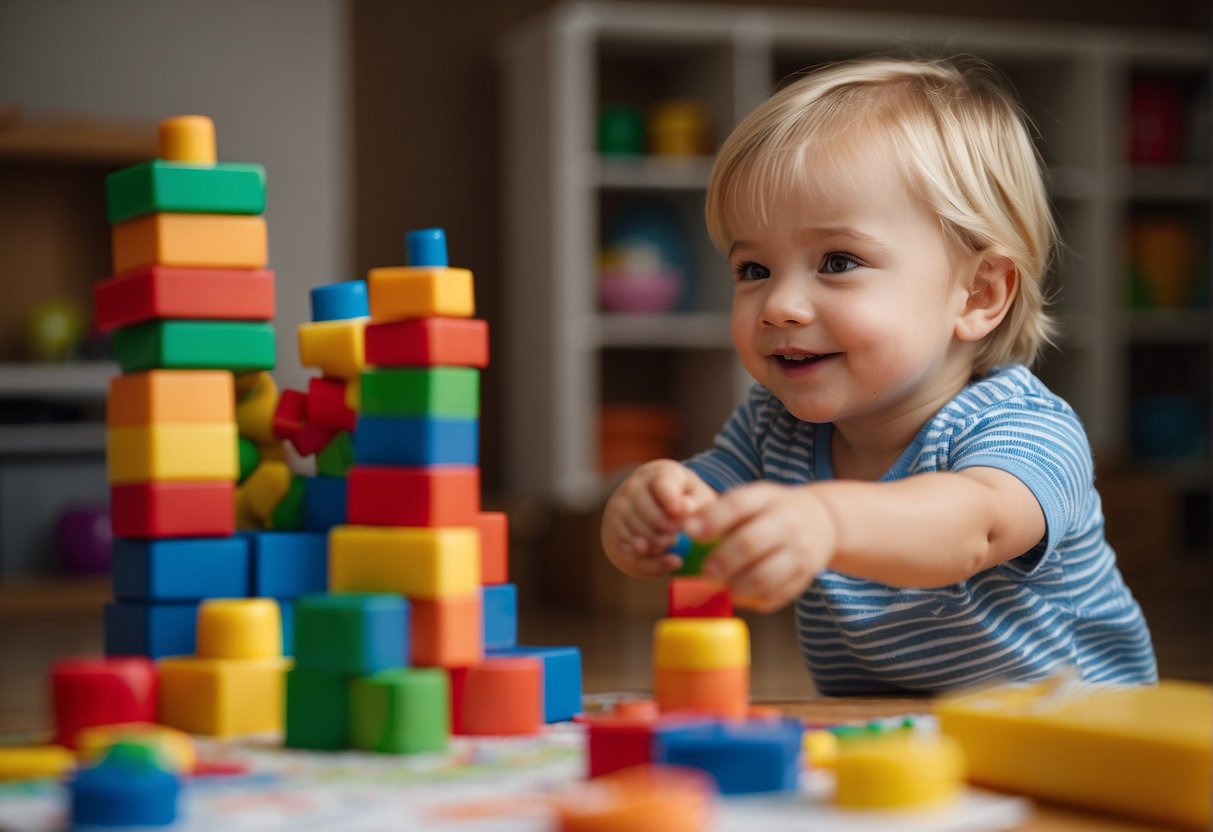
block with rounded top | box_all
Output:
[368,266,474,321]
[159,114,216,163]
[348,667,450,754]
[51,656,158,749]
[329,525,481,599]
[111,213,267,274]
[195,598,282,660]
[292,593,408,676]
[107,423,237,484]
[652,617,749,670]
[107,370,234,427]
[834,734,964,809]
[70,741,181,827]
[156,655,290,738]
[298,318,367,380]
[310,280,369,322]
[451,656,543,736]
[406,227,448,267]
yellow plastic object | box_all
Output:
[111,213,268,274]
[195,598,282,660]
[834,734,965,809]
[804,729,838,769]
[159,115,217,164]
[0,745,75,782]
[234,481,261,530]
[107,423,238,484]
[345,376,361,410]
[652,617,750,670]
[329,525,481,599]
[936,679,1212,829]
[367,266,475,321]
[108,370,234,426]
[75,722,196,774]
[235,370,279,444]
[157,656,290,738]
[242,460,291,522]
[297,318,367,380]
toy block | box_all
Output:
[667,532,717,576]
[345,376,361,409]
[653,617,749,671]
[236,370,279,444]
[105,159,266,224]
[368,266,475,321]
[586,715,657,778]
[410,593,483,668]
[489,646,582,723]
[450,657,543,736]
[308,376,357,431]
[653,718,803,795]
[475,511,509,585]
[156,655,290,737]
[353,415,479,466]
[284,666,349,750]
[406,227,448,267]
[329,525,481,599]
[110,481,235,538]
[271,388,306,438]
[106,369,234,426]
[668,577,732,618]
[194,598,282,660]
[279,599,295,657]
[653,666,749,720]
[159,114,216,163]
[365,317,489,368]
[349,668,450,755]
[76,723,196,774]
[111,537,250,601]
[310,280,369,322]
[107,422,238,484]
[832,734,964,809]
[291,422,340,457]
[316,431,355,477]
[551,764,713,831]
[111,213,267,273]
[269,475,307,530]
[0,745,75,782]
[481,583,517,650]
[242,459,292,521]
[293,593,409,676]
[302,475,347,531]
[96,265,275,333]
[113,319,276,373]
[238,437,259,482]
[245,530,328,598]
[359,367,479,419]
[51,656,158,748]
[105,601,199,659]
[298,318,367,380]
[347,465,480,527]
[70,743,180,828]
[937,679,1211,829]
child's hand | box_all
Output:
[686,482,838,612]
[602,460,716,578]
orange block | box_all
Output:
[475,511,509,585]
[111,213,268,274]
[368,266,474,321]
[553,764,714,832]
[451,657,543,736]
[107,370,235,427]
[654,666,748,720]
[411,594,484,668]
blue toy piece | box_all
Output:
[481,583,518,650]
[653,717,804,794]
[71,743,180,827]
[293,593,409,676]
[406,227,448,267]
[310,280,369,322]
[488,645,582,723]
[104,601,198,659]
[111,537,249,601]
[302,475,348,532]
[244,531,328,599]
[353,415,478,466]
[279,598,295,657]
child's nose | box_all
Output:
[760,278,813,327]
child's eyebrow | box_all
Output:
[728,226,878,256]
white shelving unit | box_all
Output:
[501,1,1209,509]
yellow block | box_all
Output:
[804,729,838,770]
[195,598,282,660]
[111,213,268,274]
[159,115,216,164]
[235,370,279,444]
[76,722,195,774]
[329,525,480,599]
[107,370,234,427]
[368,266,475,321]
[107,422,237,484]
[834,734,965,809]
[0,745,75,782]
[652,617,750,671]
[937,679,1212,830]
[243,460,291,521]
[157,656,291,738]
[234,482,261,531]
[298,318,367,380]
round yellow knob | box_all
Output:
[652,617,749,670]
[834,734,965,809]
[158,115,216,163]
[195,598,281,660]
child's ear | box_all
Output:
[955,255,1016,343]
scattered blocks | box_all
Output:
[652,617,749,719]
[246,531,328,598]
[194,598,282,660]
[236,370,280,444]
[292,593,409,676]
[353,415,478,466]
[329,525,481,599]
[241,459,293,522]
[156,655,289,737]
[310,280,369,322]
[481,583,517,650]
[110,481,235,538]
[489,645,581,723]
[111,212,268,273]
[105,159,267,225]
[347,465,480,527]
[668,577,732,618]
[112,319,276,373]
[297,318,368,380]
[104,601,199,659]
[307,376,357,431]
[451,656,544,736]
[107,370,235,426]
[365,317,489,368]
[51,656,158,749]
[70,742,180,828]
[106,422,238,484]
[348,668,450,754]
[833,734,964,809]
[410,593,483,668]
[368,266,475,321]
[653,718,803,795]
[111,537,250,601]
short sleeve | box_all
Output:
[684,384,769,491]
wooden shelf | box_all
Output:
[0,575,109,618]
[0,112,156,165]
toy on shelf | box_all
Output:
[648,99,712,157]
[598,201,690,314]
[598,105,646,156]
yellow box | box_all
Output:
[298,318,367,380]
[157,656,291,738]
[196,598,282,660]
[652,617,750,671]
[235,370,278,444]
[368,266,475,321]
[242,460,291,521]
[111,213,268,274]
[107,422,237,484]
[329,525,480,599]
[107,370,234,427]
[936,679,1212,829]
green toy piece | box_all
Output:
[316,432,356,478]
[284,667,349,751]
[668,532,718,576]
[106,160,266,225]
[269,476,307,531]
[348,668,450,755]
[237,437,260,483]
[112,320,275,373]
[359,367,479,418]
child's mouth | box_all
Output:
[774,353,837,374]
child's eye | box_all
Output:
[733,261,771,281]
[821,252,860,274]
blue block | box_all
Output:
[111,537,249,601]
[104,601,198,659]
[303,476,347,532]
[354,415,478,465]
[71,754,180,826]
[488,645,581,723]
[280,598,295,657]
[406,227,448,267]
[310,280,369,322]
[653,718,803,795]
[245,531,328,598]
[293,593,408,675]
[482,584,517,650]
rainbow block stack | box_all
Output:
[100,116,276,659]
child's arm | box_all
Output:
[686,467,1046,612]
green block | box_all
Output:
[360,368,479,418]
[285,666,349,750]
[238,436,260,483]
[293,593,407,676]
[270,475,307,531]
[348,668,449,754]
[105,160,267,225]
[673,538,716,576]
[316,431,355,478]
[112,320,276,373]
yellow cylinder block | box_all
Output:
[834,734,965,809]
[159,115,216,164]
[652,617,749,670]
[195,598,282,660]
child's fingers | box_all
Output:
[684,482,771,548]
[650,470,693,519]
[632,483,680,536]
[730,550,811,613]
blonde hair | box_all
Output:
[706,56,1057,374]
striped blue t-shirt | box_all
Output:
[685,364,1158,695]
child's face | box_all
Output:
[725,139,982,431]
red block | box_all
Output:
[52,656,158,748]
[365,317,489,368]
[289,423,339,457]
[668,577,733,618]
[347,465,479,526]
[111,481,235,538]
[95,266,275,333]
[272,389,307,440]
[451,657,543,736]
[475,511,509,585]
[586,715,656,778]
[411,594,483,668]
[307,377,356,432]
